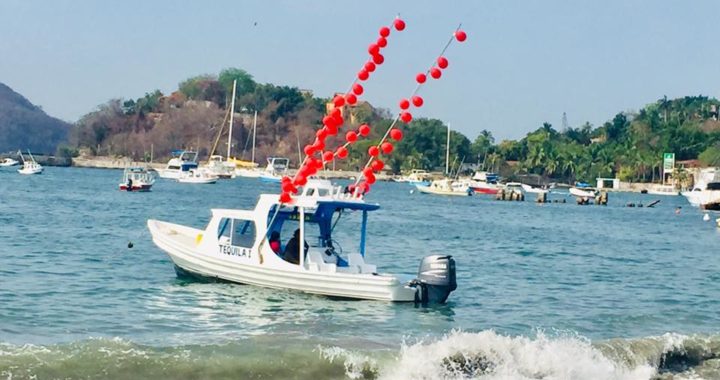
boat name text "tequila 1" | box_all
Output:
[219,244,252,259]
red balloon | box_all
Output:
[331,108,342,118]
[345,93,357,105]
[390,128,403,141]
[372,53,384,65]
[316,128,328,140]
[416,73,427,84]
[352,83,364,95]
[430,67,442,79]
[323,151,334,163]
[332,114,344,128]
[282,181,295,193]
[304,145,315,156]
[281,175,292,184]
[377,36,387,48]
[366,173,376,185]
[336,146,348,159]
[381,142,394,154]
[368,146,379,157]
[333,95,345,107]
[322,115,334,127]
[364,61,376,72]
[326,123,338,136]
[437,56,449,69]
[296,174,308,186]
[394,18,406,31]
[368,43,380,56]
[400,111,412,123]
[399,98,410,110]
[313,138,325,151]
[279,192,292,203]
[379,26,390,37]
[358,69,369,81]
[359,124,371,136]
[411,95,424,107]
[371,159,384,171]
[455,30,467,42]
[345,131,358,143]
[363,167,375,177]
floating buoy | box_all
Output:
[703,213,710,221]
[127,241,134,249]
[410,189,415,194]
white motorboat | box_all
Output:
[258,157,290,183]
[682,168,720,209]
[177,169,218,184]
[157,150,199,179]
[521,183,549,194]
[0,157,19,167]
[569,184,598,198]
[468,171,501,195]
[398,169,431,186]
[17,150,43,175]
[147,179,456,303]
[646,184,679,196]
[202,155,235,179]
[415,178,472,196]
[119,167,155,191]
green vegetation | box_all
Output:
[0,83,72,154]
[68,68,720,182]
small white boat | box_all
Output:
[398,169,431,187]
[119,167,155,191]
[202,155,235,179]
[521,183,549,194]
[258,157,290,183]
[147,179,457,303]
[177,169,218,184]
[646,184,679,196]
[0,157,19,167]
[569,185,598,198]
[17,150,43,175]
[416,178,472,196]
[157,150,199,179]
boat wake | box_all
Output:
[2,331,720,379]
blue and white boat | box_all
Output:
[147,179,456,303]
[157,150,199,179]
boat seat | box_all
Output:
[347,253,377,274]
[307,250,337,273]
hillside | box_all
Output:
[0,82,72,154]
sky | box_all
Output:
[1,0,719,141]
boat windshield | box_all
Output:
[266,201,379,265]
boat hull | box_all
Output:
[469,186,499,195]
[416,185,472,196]
[18,167,43,175]
[119,184,153,192]
[147,220,417,302]
[569,188,597,198]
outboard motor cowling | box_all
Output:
[413,255,456,305]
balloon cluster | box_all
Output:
[351,28,468,190]
[279,17,408,203]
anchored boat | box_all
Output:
[119,167,155,191]
[416,178,472,196]
[17,150,43,175]
[148,179,456,304]
[157,150,199,179]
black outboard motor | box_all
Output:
[412,255,457,305]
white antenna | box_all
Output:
[251,110,257,164]
[445,123,451,175]
[227,80,237,160]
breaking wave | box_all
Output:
[2,330,720,379]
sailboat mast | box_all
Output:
[227,79,237,160]
[252,110,257,164]
[445,123,451,175]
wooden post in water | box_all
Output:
[536,192,547,203]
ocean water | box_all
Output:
[1,166,719,380]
